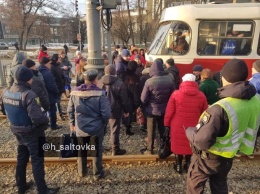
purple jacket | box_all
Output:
[141,60,175,116]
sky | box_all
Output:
[64,0,86,15]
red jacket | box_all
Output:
[130,54,146,65]
[164,81,208,155]
[38,50,49,63]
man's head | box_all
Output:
[41,45,47,52]
[120,49,130,61]
[201,69,213,80]
[40,57,51,69]
[192,64,203,77]
[115,45,120,51]
[22,59,36,70]
[83,69,98,84]
[15,66,33,84]
[165,58,174,68]
[252,60,260,75]
[134,54,142,64]
[59,50,66,59]
[221,59,248,86]
[105,64,116,76]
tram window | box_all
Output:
[198,21,254,56]
[159,22,191,55]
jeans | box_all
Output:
[49,103,57,128]
[15,133,47,193]
[109,118,121,150]
[147,115,165,152]
[77,129,104,177]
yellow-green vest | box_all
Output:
[207,94,260,158]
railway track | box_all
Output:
[0,153,260,166]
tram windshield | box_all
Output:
[148,21,191,56]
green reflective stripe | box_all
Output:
[245,127,257,136]
[231,133,244,144]
[242,138,256,148]
[210,143,240,152]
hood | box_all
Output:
[179,81,200,96]
[102,75,118,85]
[74,83,102,91]
[11,52,26,67]
[149,60,164,77]
[218,81,256,100]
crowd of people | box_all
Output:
[0,44,260,194]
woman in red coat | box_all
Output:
[38,45,49,63]
[164,73,208,174]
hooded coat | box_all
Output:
[164,81,208,155]
[7,52,26,87]
[98,75,129,119]
[141,60,175,116]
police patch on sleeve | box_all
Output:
[202,111,211,125]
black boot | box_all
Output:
[111,148,127,156]
[125,126,134,136]
[183,155,191,173]
[174,155,183,174]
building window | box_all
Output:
[197,20,254,56]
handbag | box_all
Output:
[60,132,78,158]
[158,127,172,159]
[136,107,145,127]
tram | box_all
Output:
[146,3,260,77]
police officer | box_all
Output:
[0,66,60,194]
[185,59,260,194]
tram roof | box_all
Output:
[160,3,260,23]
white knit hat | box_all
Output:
[182,73,196,82]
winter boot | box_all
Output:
[125,126,134,136]
[174,155,183,174]
[183,155,191,173]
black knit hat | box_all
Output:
[15,66,33,83]
[22,59,36,68]
[221,59,248,83]
[40,57,51,65]
[41,45,47,51]
[127,61,138,72]
[83,69,98,81]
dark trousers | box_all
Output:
[147,116,165,151]
[56,95,63,114]
[77,129,104,178]
[15,133,47,193]
[186,153,233,194]
[109,118,121,150]
[49,103,57,128]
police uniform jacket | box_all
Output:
[186,81,257,152]
[0,82,49,135]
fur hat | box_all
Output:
[221,59,248,83]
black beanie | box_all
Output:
[15,66,33,83]
[22,59,36,68]
[40,57,51,65]
[221,59,248,83]
[41,45,47,51]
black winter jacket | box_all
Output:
[98,75,130,119]
[38,65,59,104]
[167,65,180,89]
[31,70,50,111]
[51,63,66,94]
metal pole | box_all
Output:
[85,0,104,71]
[106,9,112,65]
[79,15,81,52]
[0,60,6,87]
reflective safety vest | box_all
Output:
[207,94,260,158]
[3,89,32,126]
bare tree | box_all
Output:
[31,17,52,46]
[125,0,135,45]
[111,9,131,46]
[1,0,65,50]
